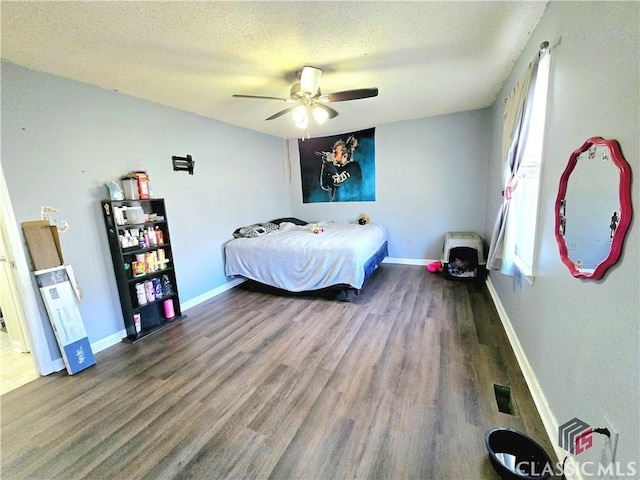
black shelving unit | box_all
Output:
[101,198,184,343]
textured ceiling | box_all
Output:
[1,1,547,138]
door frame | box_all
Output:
[0,163,55,375]
[0,235,29,352]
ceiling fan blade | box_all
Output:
[314,103,339,119]
[300,66,322,95]
[265,105,297,121]
[233,94,290,102]
[322,88,379,103]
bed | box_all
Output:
[224,218,388,300]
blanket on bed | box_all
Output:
[224,221,387,291]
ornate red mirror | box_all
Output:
[555,137,632,279]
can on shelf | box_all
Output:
[163,299,175,319]
[133,313,142,334]
[132,261,145,277]
[135,283,147,306]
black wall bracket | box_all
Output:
[172,155,195,175]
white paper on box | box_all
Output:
[35,266,95,375]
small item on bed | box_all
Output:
[309,223,324,234]
[233,222,279,238]
[358,213,370,225]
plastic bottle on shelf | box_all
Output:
[161,275,174,296]
[152,277,163,299]
[155,227,164,245]
[145,252,155,273]
[148,226,157,246]
[133,313,142,334]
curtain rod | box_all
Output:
[503,40,550,103]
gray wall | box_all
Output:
[483,1,639,469]
[1,61,290,358]
[288,109,492,261]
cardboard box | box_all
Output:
[22,220,64,271]
[34,266,95,375]
[137,174,150,199]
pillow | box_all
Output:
[268,217,308,226]
[233,222,279,238]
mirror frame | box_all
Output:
[554,136,632,280]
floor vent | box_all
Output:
[494,384,517,415]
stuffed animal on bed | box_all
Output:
[358,213,370,225]
[310,223,324,234]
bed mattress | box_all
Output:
[224,221,387,292]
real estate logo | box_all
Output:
[559,417,593,455]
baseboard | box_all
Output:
[180,278,246,311]
[383,257,435,266]
[485,276,582,480]
[92,330,127,353]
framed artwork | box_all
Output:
[299,128,375,203]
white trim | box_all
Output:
[383,257,434,266]
[485,275,583,480]
[0,163,56,375]
[180,277,245,311]
[91,330,127,353]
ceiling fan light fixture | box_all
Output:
[312,105,329,124]
[300,66,322,95]
[292,105,309,128]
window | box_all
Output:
[486,44,552,278]
[510,49,551,278]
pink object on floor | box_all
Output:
[427,261,444,273]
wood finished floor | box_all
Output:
[0,331,40,396]
[0,265,556,479]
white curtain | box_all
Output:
[487,51,542,274]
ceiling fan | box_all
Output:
[233,66,378,129]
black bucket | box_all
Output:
[485,428,554,479]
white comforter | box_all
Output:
[224,221,387,291]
